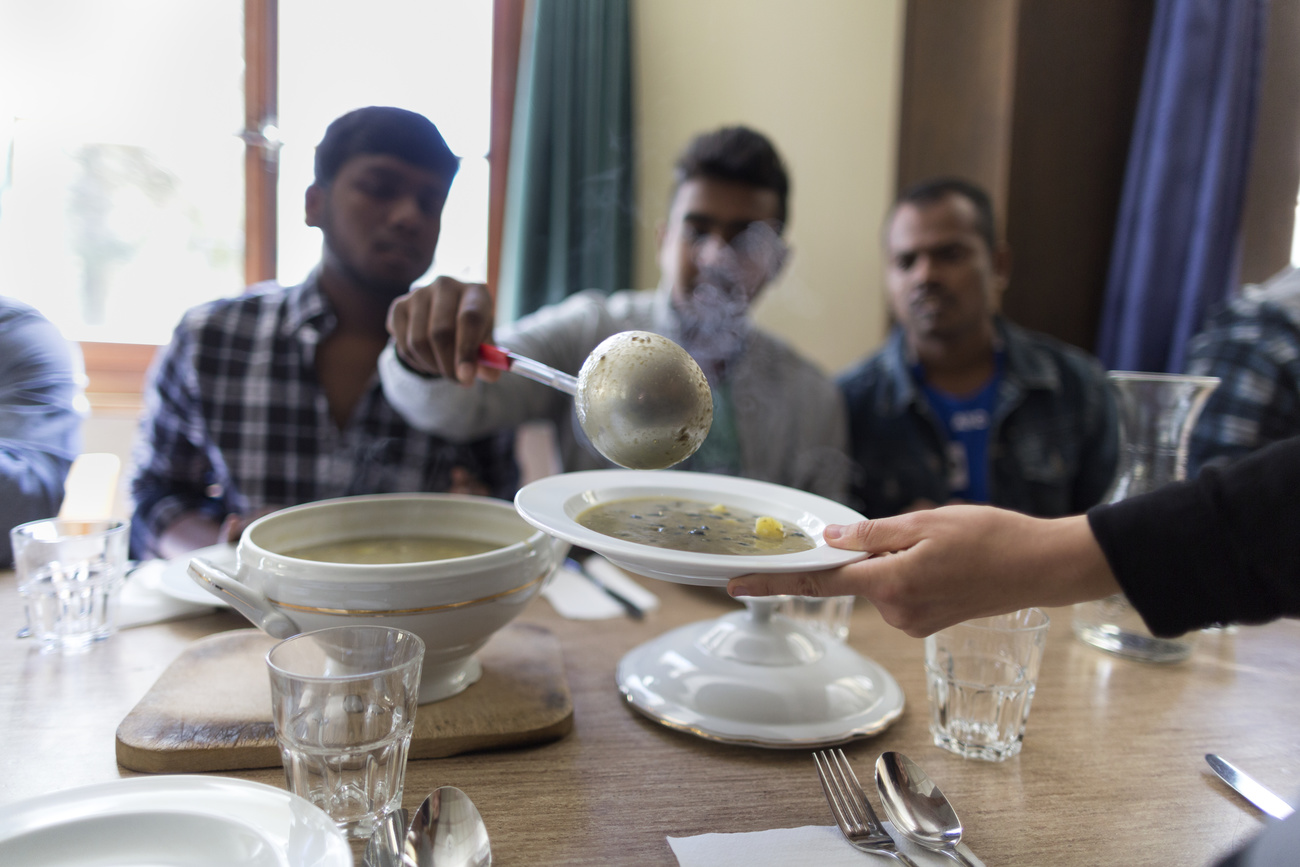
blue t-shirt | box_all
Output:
[917,356,1003,503]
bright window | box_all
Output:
[0,0,492,346]
[0,1,244,345]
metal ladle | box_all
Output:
[479,330,713,470]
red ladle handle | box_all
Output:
[476,344,578,396]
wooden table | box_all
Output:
[2,568,1299,866]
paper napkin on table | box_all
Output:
[116,560,219,629]
[542,556,659,620]
[668,823,984,867]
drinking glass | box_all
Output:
[266,625,424,839]
[10,518,130,653]
[925,608,1050,761]
[773,595,854,642]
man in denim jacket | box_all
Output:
[838,178,1118,518]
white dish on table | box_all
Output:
[618,620,905,747]
[157,542,235,607]
[0,775,351,866]
[516,469,902,748]
[514,469,870,586]
[185,493,568,703]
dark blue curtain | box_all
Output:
[498,0,634,322]
[1095,0,1268,373]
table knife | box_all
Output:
[1206,754,1295,819]
[565,557,646,619]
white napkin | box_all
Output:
[116,560,219,629]
[668,823,984,867]
[543,564,625,619]
[542,556,659,620]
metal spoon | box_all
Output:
[875,751,973,866]
[362,807,408,867]
[479,330,713,470]
[404,786,491,867]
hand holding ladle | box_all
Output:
[388,278,712,470]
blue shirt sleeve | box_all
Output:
[0,300,83,566]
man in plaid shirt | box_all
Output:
[1185,266,1300,478]
[130,107,516,559]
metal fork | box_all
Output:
[814,749,921,866]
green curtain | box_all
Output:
[498,0,634,321]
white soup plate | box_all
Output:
[158,542,235,607]
[0,775,351,866]
[515,470,903,748]
[513,470,869,586]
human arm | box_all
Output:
[726,506,1118,637]
[151,512,222,559]
[129,327,240,559]
[730,435,1300,638]
[1089,435,1300,635]
[380,289,628,442]
[146,509,285,560]
[0,303,82,565]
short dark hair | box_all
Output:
[673,126,790,228]
[894,177,997,252]
[313,106,459,186]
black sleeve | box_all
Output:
[1086,436,1300,636]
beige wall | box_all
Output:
[631,0,903,374]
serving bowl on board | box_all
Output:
[514,470,905,747]
[187,493,568,703]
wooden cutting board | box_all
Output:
[116,622,573,773]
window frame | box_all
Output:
[82,0,522,403]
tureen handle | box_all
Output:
[187,557,300,639]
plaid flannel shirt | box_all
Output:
[129,276,516,557]
[1185,268,1300,477]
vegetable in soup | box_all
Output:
[577,497,813,555]
[286,536,502,564]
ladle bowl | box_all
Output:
[576,331,713,469]
[480,330,712,469]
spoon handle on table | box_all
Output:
[478,344,578,395]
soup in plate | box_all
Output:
[577,497,814,556]
[286,536,503,564]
